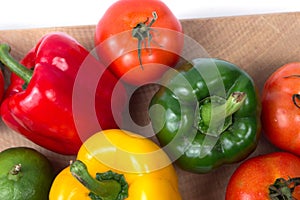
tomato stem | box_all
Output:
[283,75,300,109]
[269,177,300,200]
[292,94,300,109]
[132,11,159,70]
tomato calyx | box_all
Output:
[132,11,160,70]
[269,177,300,200]
[284,75,300,109]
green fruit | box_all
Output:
[0,147,55,200]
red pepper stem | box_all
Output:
[0,44,33,84]
[70,160,124,200]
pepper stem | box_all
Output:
[269,177,300,200]
[0,43,33,84]
[198,92,247,136]
[70,160,128,200]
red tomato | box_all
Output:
[261,62,300,155]
[95,0,183,85]
[226,152,300,200]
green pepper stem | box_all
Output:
[224,92,247,117]
[203,92,246,125]
[0,44,33,84]
[70,160,124,200]
[269,177,300,199]
[199,92,247,136]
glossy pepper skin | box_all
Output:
[149,58,261,173]
[49,129,182,200]
[0,32,126,155]
[0,67,5,103]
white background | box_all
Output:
[0,0,300,30]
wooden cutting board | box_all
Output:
[1,11,300,199]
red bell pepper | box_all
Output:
[0,32,127,155]
[0,66,4,102]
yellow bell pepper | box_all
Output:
[49,129,182,200]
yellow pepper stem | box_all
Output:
[70,160,128,200]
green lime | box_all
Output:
[0,147,55,200]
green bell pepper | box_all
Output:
[149,58,261,173]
